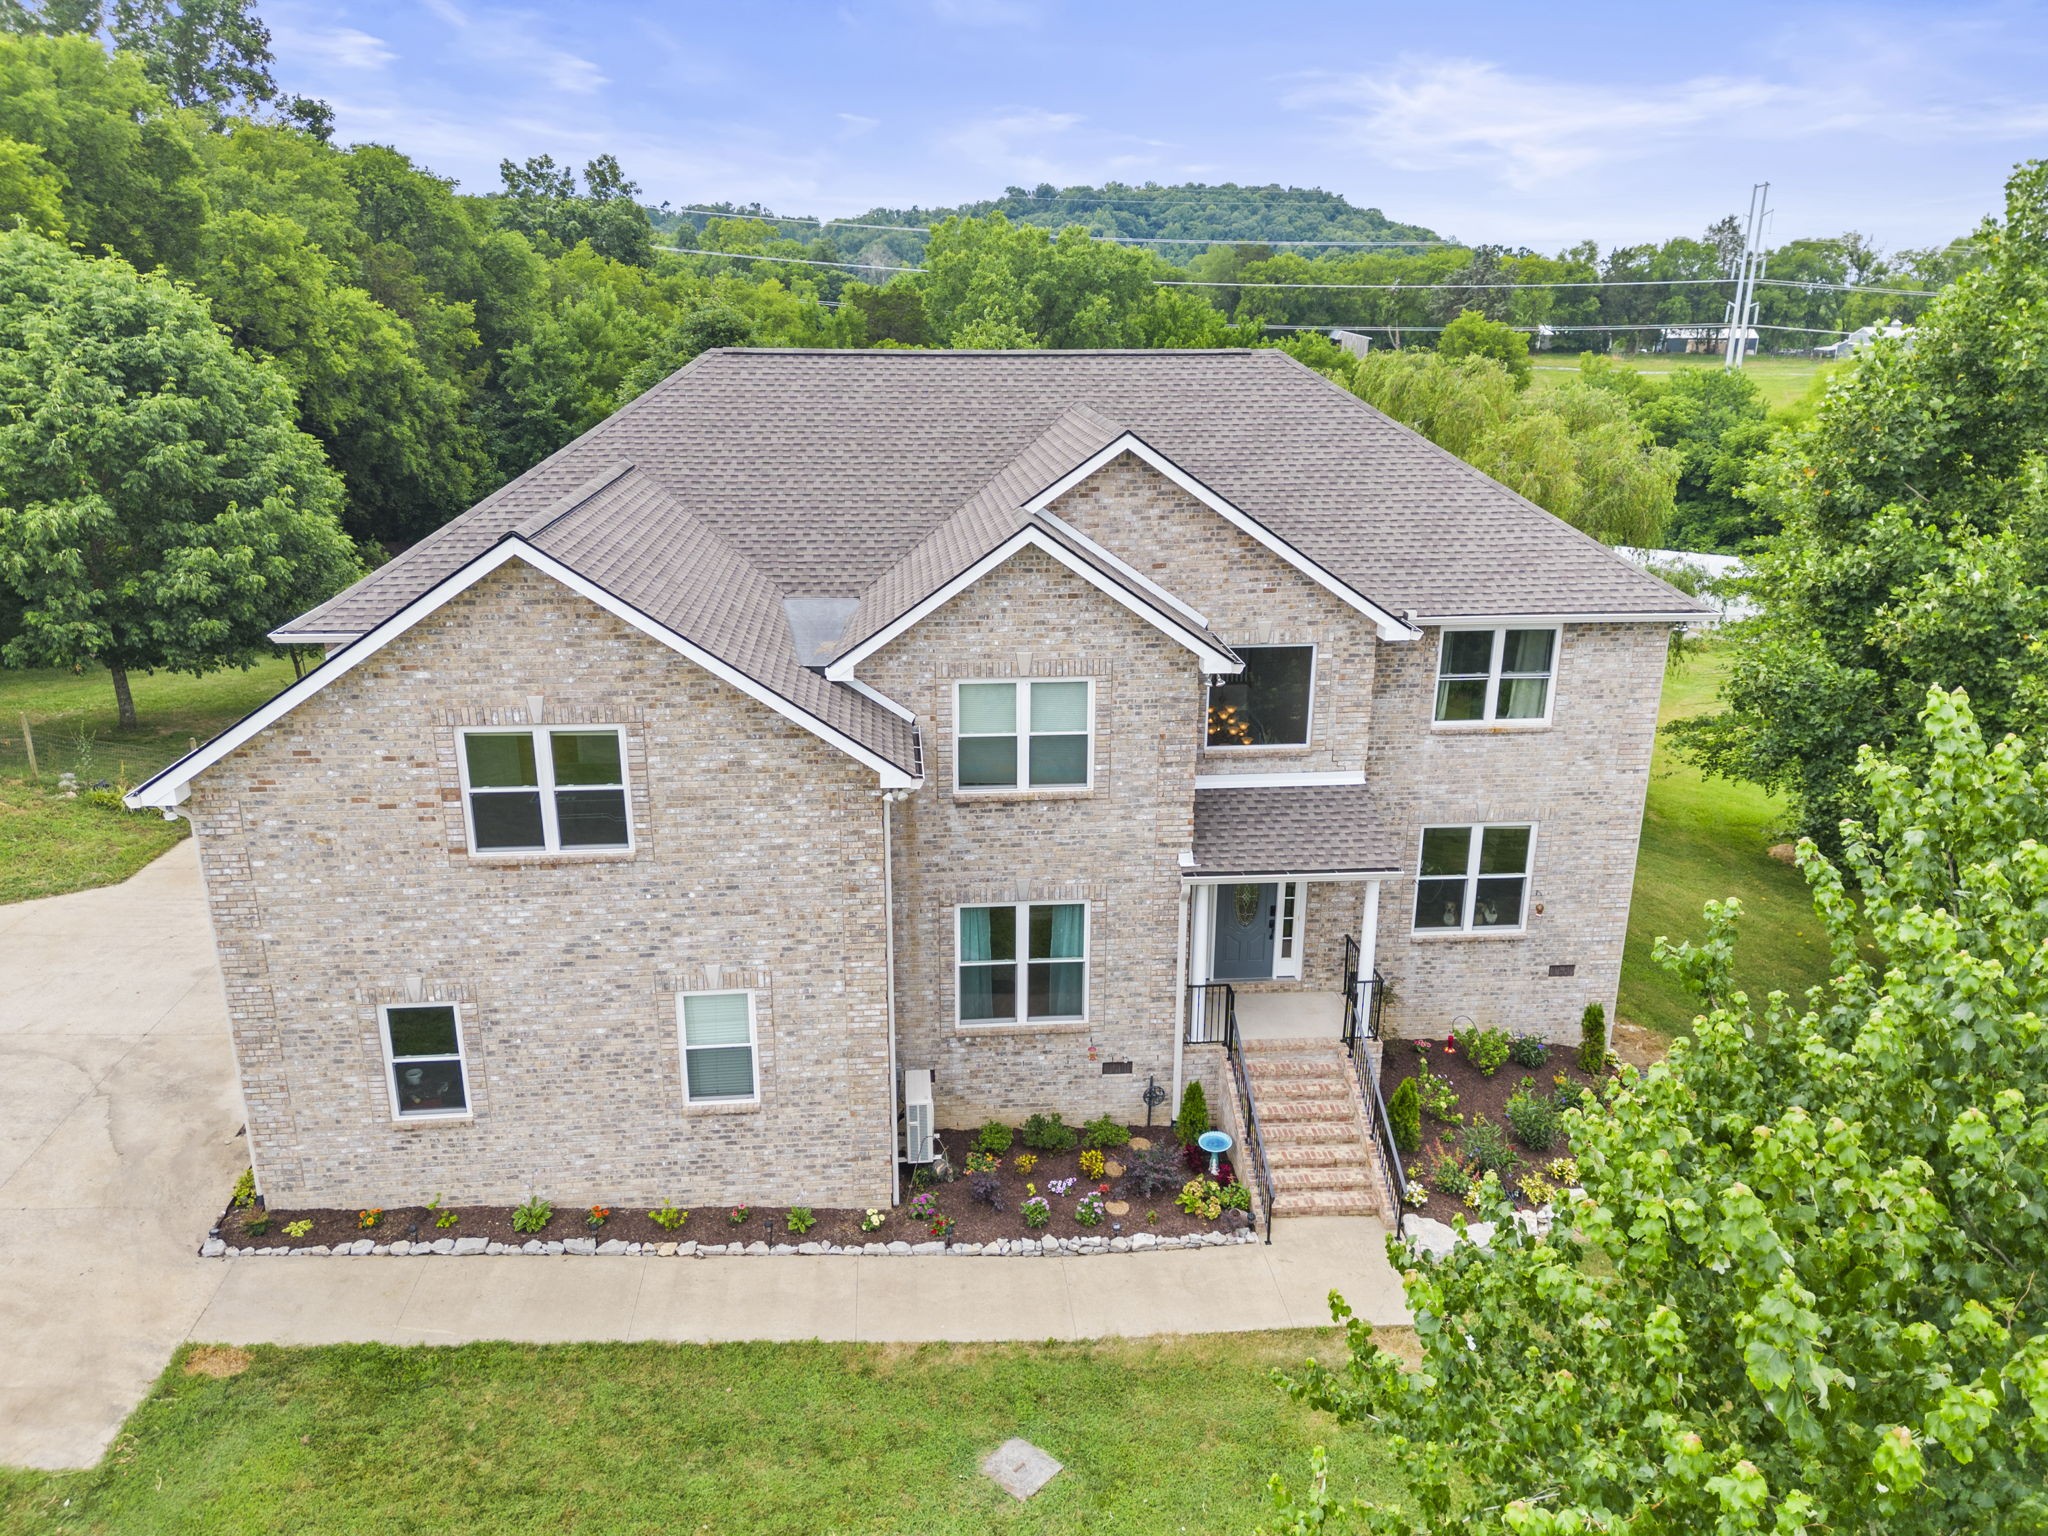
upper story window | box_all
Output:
[459,727,630,853]
[955,680,1092,791]
[1413,824,1534,933]
[678,990,758,1104]
[1434,629,1557,726]
[1207,644,1314,749]
[957,901,1089,1024]
[381,1003,470,1120]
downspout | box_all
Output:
[881,788,903,1208]
[1170,880,1190,1106]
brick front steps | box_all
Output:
[1241,1038,1385,1219]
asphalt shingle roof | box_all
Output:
[1191,784,1401,877]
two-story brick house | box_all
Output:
[129,348,1706,1218]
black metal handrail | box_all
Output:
[1224,1033,1278,1245]
[1183,982,1276,1243]
[1185,980,1235,1045]
[1345,996,1407,1236]
[1339,937,1385,1045]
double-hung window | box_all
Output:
[679,990,758,1104]
[957,901,1089,1024]
[955,680,1091,790]
[380,1003,470,1120]
[1207,644,1314,748]
[1434,629,1557,725]
[460,727,629,852]
[1413,825,1534,932]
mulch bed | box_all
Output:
[1380,1036,1609,1223]
[212,1123,1247,1251]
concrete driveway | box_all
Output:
[0,840,244,1468]
[0,841,1412,1472]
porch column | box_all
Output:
[1357,879,1381,1005]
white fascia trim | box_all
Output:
[266,629,357,645]
[1022,433,1421,643]
[839,674,918,723]
[1413,610,1708,626]
[1182,868,1398,884]
[1031,508,1210,630]
[1193,769,1367,789]
[824,525,1241,681]
[128,539,919,811]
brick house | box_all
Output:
[129,349,1707,1218]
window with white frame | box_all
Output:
[957,901,1089,1023]
[1413,825,1534,932]
[460,727,629,852]
[1207,644,1314,748]
[955,680,1091,790]
[380,1003,470,1119]
[678,990,758,1103]
[1433,629,1557,724]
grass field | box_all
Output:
[1529,352,1836,410]
[0,1334,1401,1535]
[1616,644,1835,1037]
[0,659,298,904]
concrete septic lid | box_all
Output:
[983,1437,1063,1500]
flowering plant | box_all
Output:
[908,1192,938,1223]
[727,1204,751,1226]
[356,1208,383,1230]
[1074,1190,1106,1227]
[1175,1178,1224,1220]
[1047,1176,1076,1197]
[928,1213,955,1239]
[859,1208,886,1233]
[585,1205,610,1230]
[1021,1196,1050,1230]
[1012,1152,1038,1175]
[1078,1148,1105,1180]
[965,1150,999,1175]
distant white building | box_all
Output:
[1329,329,1373,358]
[1653,325,1757,356]
[1615,547,1750,625]
[1812,321,1912,360]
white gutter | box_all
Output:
[879,786,908,1207]
[1170,880,1190,1108]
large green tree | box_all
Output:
[1674,160,2048,841]
[0,232,358,725]
[1270,687,2048,1533]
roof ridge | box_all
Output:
[510,461,640,542]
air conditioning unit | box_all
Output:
[903,1068,934,1164]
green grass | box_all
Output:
[1618,645,1835,1037]
[0,1334,1401,1535]
[0,660,297,904]
[1529,352,1835,410]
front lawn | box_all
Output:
[0,1334,1402,1534]
[1616,644,1834,1038]
[0,659,299,903]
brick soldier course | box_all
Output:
[130,348,1708,1217]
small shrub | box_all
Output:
[1457,1114,1520,1177]
[1547,1156,1580,1185]
[964,1150,998,1175]
[1124,1141,1185,1199]
[649,1201,688,1231]
[1388,1075,1422,1154]
[1456,1024,1511,1076]
[242,1210,271,1236]
[1507,1033,1548,1069]
[1552,1074,1590,1112]
[1176,1177,1224,1220]
[969,1172,1004,1210]
[1020,1112,1078,1152]
[908,1192,938,1223]
[1217,1180,1252,1212]
[909,1165,937,1193]
[1074,1190,1106,1227]
[283,1219,313,1239]
[786,1206,816,1235]
[1078,1148,1105,1180]
[1021,1196,1050,1229]
[1424,1149,1473,1197]
[356,1208,383,1231]
[1012,1151,1038,1175]
[859,1208,886,1233]
[1505,1078,1562,1152]
[727,1205,752,1227]
[511,1196,554,1234]
[585,1205,611,1230]
[1081,1115,1131,1150]
[974,1121,1015,1155]
[1518,1170,1558,1206]
[1402,1184,1430,1210]
[928,1213,955,1240]
[426,1194,459,1230]
[1578,1001,1608,1076]
[1175,1080,1211,1146]
[230,1169,256,1209]
[1412,1050,1463,1123]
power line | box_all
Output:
[1263,321,1859,336]
[662,206,1453,249]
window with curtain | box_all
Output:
[679,991,757,1103]
[955,680,1091,789]
[1206,644,1314,747]
[1433,629,1557,725]
[380,1004,469,1119]
[957,901,1088,1022]
[461,727,629,852]
[1413,824,1534,932]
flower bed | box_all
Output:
[1380,1031,1606,1223]
[204,1118,1257,1258]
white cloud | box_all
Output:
[837,112,880,137]
[417,0,607,96]
[273,23,395,72]
[940,108,1168,187]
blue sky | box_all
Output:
[267,0,2048,251]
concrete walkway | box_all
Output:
[0,842,1410,1471]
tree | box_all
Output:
[0,232,359,725]
[1673,160,2048,842]
[615,301,754,404]
[1634,366,1774,551]
[1270,687,2048,1532]
[108,0,277,116]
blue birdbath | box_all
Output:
[1197,1130,1233,1178]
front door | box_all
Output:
[1211,882,1278,980]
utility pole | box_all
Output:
[1723,181,1770,370]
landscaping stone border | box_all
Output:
[200,1229,1261,1259]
